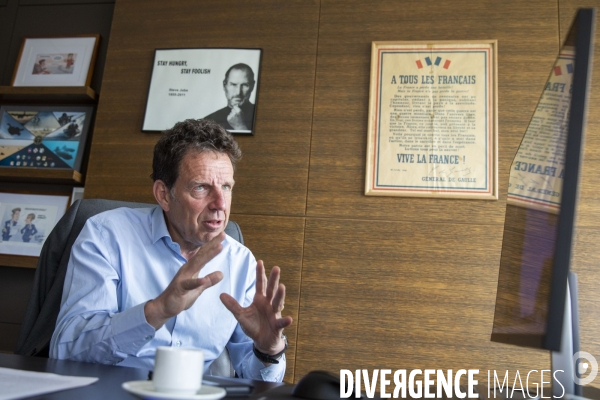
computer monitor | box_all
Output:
[490,8,595,398]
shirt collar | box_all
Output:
[151,206,172,244]
[151,206,184,255]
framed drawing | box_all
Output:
[0,105,94,173]
[365,41,498,199]
[11,35,100,87]
[143,48,262,135]
[0,192,69,257]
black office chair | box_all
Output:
[15,198,241,377]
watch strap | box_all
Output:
[253,334,288,364]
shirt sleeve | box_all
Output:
[49,217,156,364]
[226,322,286,382]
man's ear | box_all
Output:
[153,180,171,212]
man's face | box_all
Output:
[164,150,235,249]
[12,211,20,221]
[224,69,254,108]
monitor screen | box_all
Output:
[491,9,594,352]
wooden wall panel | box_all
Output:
[85,0,320,218]
[80,0,600,388]
[297,218,548,381]
[572,228,600,361]
[307,0,559,224]
[230,214,305,383]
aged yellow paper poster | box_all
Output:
[365,41,497,199]
[507,47,575,213]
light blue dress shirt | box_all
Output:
[49,206,285,381]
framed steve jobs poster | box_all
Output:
[365,41,498,199]
[142,48,262,135]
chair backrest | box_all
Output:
[15,198,243,367]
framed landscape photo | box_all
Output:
[0,192,69,257]
[11,35,100,87]
[0,105,94,172]
[365,40,498,199]
[143,48,262,135]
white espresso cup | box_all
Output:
[153,346,205,394]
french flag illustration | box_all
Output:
[416,57,452,69]
[554,63,574,76]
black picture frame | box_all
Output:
[142,48,263,135]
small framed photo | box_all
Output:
[0,192,70,257]
[142,48,262,135]
[11,35,100,87]
[0,105,94,172]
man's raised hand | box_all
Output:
[220,260,293,359]
[144,232,225,329]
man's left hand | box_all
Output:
[220,260,292,358]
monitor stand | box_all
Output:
[551,272,581,398]
[493,273,581,400]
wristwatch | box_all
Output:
[253,334,288,364]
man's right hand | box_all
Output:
[144,232,225,329]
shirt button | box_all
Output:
[175,340,182,347]
[144,335,152,341]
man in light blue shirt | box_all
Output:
[50,119,292,381]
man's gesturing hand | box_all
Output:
[144,232,226,329]
[220,260,293,358]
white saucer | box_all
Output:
[122,380,226,400]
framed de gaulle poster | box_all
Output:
[365,41,498,199]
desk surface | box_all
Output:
[0,353,281,400]
[3,354,599,400]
